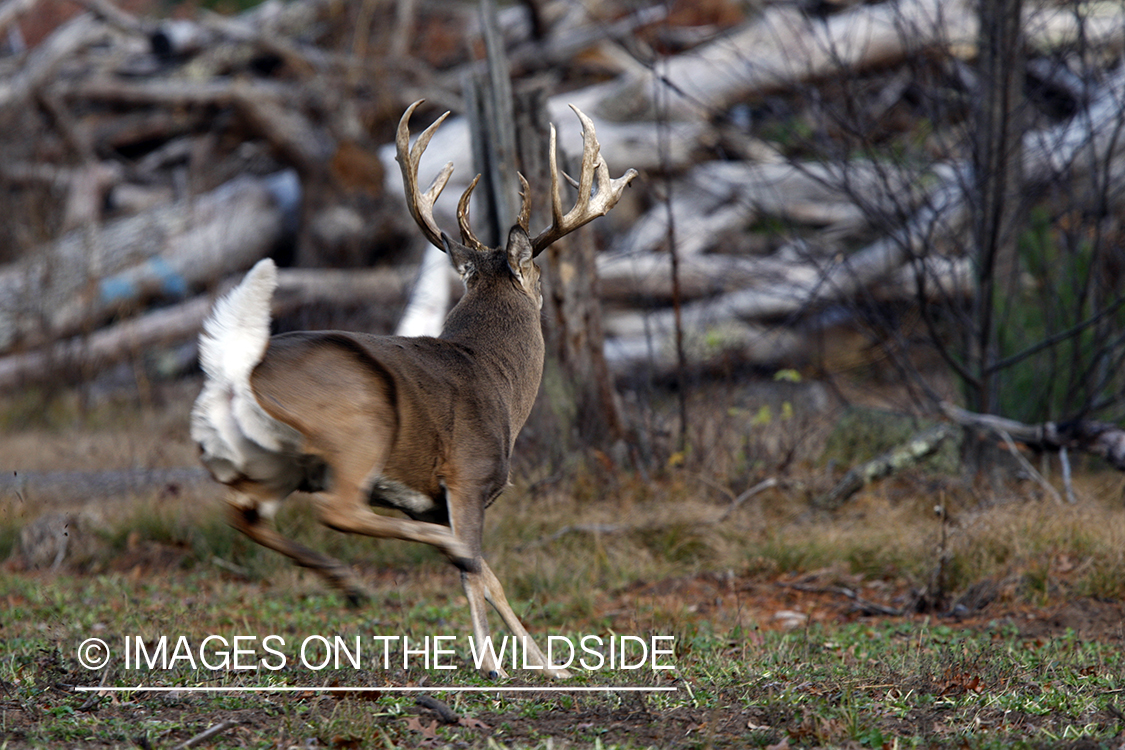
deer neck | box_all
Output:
[440,283,545,409]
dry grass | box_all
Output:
[4,375,1125,611]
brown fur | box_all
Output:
[197,100,634,679]
[211,228,561,678]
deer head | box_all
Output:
[395,99,637,301]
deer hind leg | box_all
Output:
[253,372,476,568]
[457,553,571,679]
[226,486,369,605]
[315,490,473,569]
[306,443,472,566]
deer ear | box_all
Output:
[505,225,533,278]
[441,232,476,280]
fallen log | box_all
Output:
[0,265,419,389]
[0,295,214,389]
[0,170,300,353]
[573,0,978,122]
[600,252,972,306]
[0,13,109,112]
[604,316,805,373]
[394,243,454,338]
[940,403,1125,472]
[813,423,957,510]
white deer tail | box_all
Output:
[198,257,278,387]
[191,258,302,481]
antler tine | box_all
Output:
[531,104,638,257]
[515,173,532,233]
[396,100,454,251]
[456,175,488,252]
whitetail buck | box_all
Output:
[190,100,636,678]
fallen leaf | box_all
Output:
[405,717,438,741]
[458,716,490,731]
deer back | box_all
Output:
[247,230,543,507]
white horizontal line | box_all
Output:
[74,685,678,693]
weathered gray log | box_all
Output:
[0,265,416,389]
[600,253,766,304]
[395,243,454,338]
[940,402,1125,472]
[54,76,293,108]
[0,13,109,112]
[604,316,804,373]
[572,0,978,122]
[0,295,214,389]
[814,423,958,510]
[0,0,39,40]
[0,170,300,353]
[600,253,972,306]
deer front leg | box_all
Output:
[226,492,370,605]
[445,488,505,678]
[459,569,507,679]
[478,559,571,679]
[446,483,570,680]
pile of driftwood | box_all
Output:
[1,0,1125,391]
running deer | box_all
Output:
[190,100,636,678]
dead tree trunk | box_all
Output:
[964,0,1026,478]
[515,85,624,450]
[462,0,519,248]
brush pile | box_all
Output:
[1,0,1124,389]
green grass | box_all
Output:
[2,566,1124,749]
[5,384,1125,747]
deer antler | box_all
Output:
[528,105,638,257]
[396,100,487,253]
[399,100,633,256]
